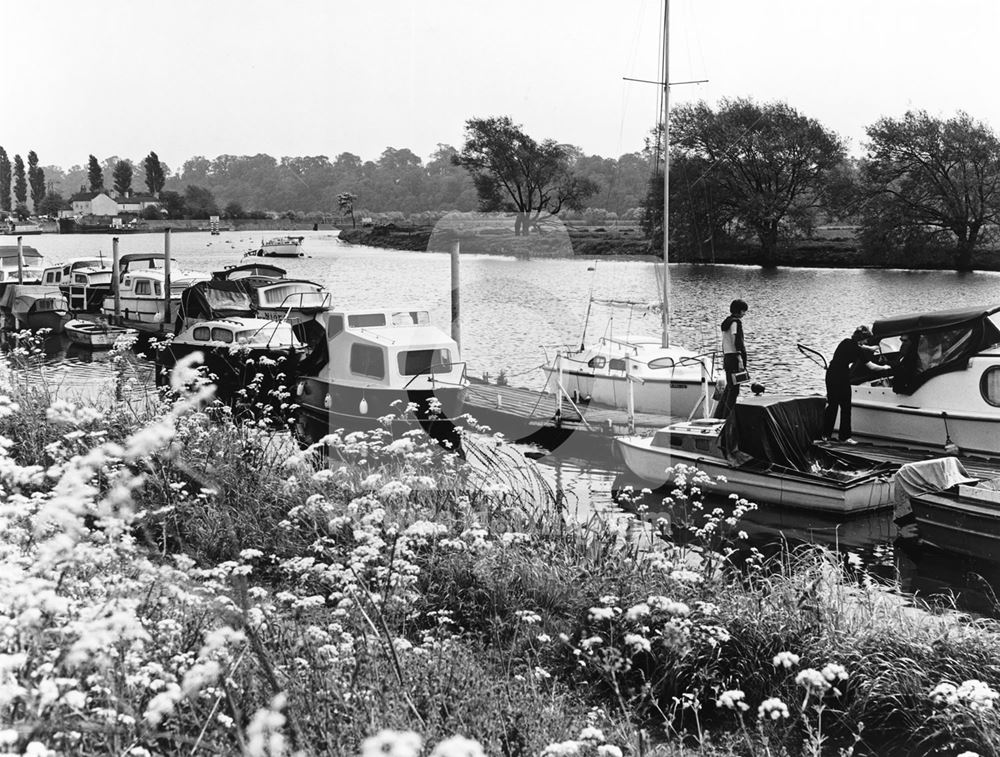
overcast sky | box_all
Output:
[6,0,999,172]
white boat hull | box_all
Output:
[544,367,711,418]
[616,437,893,514]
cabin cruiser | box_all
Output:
[0,285,72,333]
[848,305,1000,456]
[100,254,208,328]
[0,245,44,285]
[543,335,717,419]
[246,236,305,258]
[177,271,330,331]
[614,394,895,513]
[41,257,113,312]
[157,317,307,404]
[295,307,467,430]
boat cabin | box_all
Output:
[211,263,287,286]
[251,280,330,322]
[0,246,44,284]
[41,258,107,286]
[177,318,302,351]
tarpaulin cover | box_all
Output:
[720,394,825,470]
[179,281,253,320]
[891,458,976,522]
[872,305,1000,338]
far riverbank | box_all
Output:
[339,223,1000,271]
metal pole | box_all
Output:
[450,238,461,351]
[661,0,671,349]
[16,236,23,283]
[163,228,172,331]
[112,237,121,324]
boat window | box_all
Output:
[348,313,387,328]
[62,265,72,276]
[670,434,684,447]
[193,327,211,341]
[587,356,606,369]
[398,349,452,375]
[981,367,1000,407]
[391,311,429,326]
[155,282,163,296]
[609,358,627,372]
[649,357,677,369]
[326,315,344,339]
[74,274,88,284]
[350,344,385,379]
[135,280,151,296]
[694,438,711,451]
[211,328,234,343]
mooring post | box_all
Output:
[16,236,23,284]
[163,229,172,332]
[112,237,121,324]
[450,238,461,351]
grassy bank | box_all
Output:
[1,342,1000,755]
[339,224,1000,271]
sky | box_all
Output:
[5,0,1000,172]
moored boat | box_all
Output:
[0,285,72,333]
[245,236,305,258]
[64,318,137,349]
[614,394,896,513]
[100,254,208,331]
[0,245,44,285]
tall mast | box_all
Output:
[661,0,670,348]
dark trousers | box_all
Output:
[713,353,742,419]
[822,373,852,439]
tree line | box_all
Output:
[4,99,1000,270]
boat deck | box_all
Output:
[821,439,1000,480]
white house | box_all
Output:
[116,192,161,214]
[70,191,119,216]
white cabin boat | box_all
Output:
[0,246,44,284]
[615,394,895,514]
[246,236,305,258]
[295,307,467,429]
[41,257,113,312]
[100,253,208,330]
[848,305,1000,456]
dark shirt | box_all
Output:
[827,338,867,380]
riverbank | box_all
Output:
[2,343,1000,756]
[339,223,1000,271]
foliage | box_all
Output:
[87,154,103,191]
[112,159,134,196]
[337,191,357,227]
[183,184,220,219]
[27,150,45,210]
[12,154,27,205]
[223,201,244,219]
[456,116,599,235]
[37,190,68,216]
[671,98,847,265]
[0,147,10,211]
[143,150,166,195]
[858,110,1000,272]
[158,190,187,219]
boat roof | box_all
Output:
[872,305,1000,337]
[358,325,455,348]
[212,263,287,280]
[187,317,290,330]
[0,246,42,261]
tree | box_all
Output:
[183,185,219,219]
[158,190,186,219]
[27,151,45,211]
[87,155,104,191]
[37,191,68,216]
[859,110,1000,272]
[223,201,244,219]
[455,116,598,235]
[112,160,134,196]
[337,192,357,228]
[0,148,10,212]
[143,151,166,196]
[13,155,27,206]
[670,98,846,266]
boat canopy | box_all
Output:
[720,395,824,471]
[0,285,69,318]
[0,246,42,263]
[211,263,286,282]
[179,280,254,320]
[871,305,1000,394]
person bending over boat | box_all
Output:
[821,325,891,444]
[713,298,749,419]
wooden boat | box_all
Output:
[893,458,1000,561]
[295,307,467,431]
[64,318,137,349]
[848,305,1000,456]
[615,394,896,514]
[245,236,305,258]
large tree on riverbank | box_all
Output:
[858,110,1000,272]
[455,116,598,235]
[27,151,45,211]
[87,155,103,191]
[670,98,846,266]
[0,148,10,212]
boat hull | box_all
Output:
[542,366,711,418]
[909,489,1000,561]
[65,320,135,349]
[615,437,893,514]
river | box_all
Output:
[9,229,1000,612]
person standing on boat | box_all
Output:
[821,325,891,443]
[713,299,749,419]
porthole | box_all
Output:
[980,366,1000,407]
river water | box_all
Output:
[10,229,1000,611]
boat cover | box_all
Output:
[871,305,1000,394]
[179,280,253,320]
[211,263,286,282]
[891,458,976,522]
[0,285,68,318]
[0,246,43,263]
[721,394,825,471]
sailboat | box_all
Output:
[541,0,717,421]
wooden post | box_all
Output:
[163,229,172,331]
[112,237,121,324]
[450,238,461,351]
[16,236,23,283]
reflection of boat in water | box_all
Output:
[849,305,1000,456]
[295,307,467,436]
[245,236,305,258]
[614,394,896,514]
